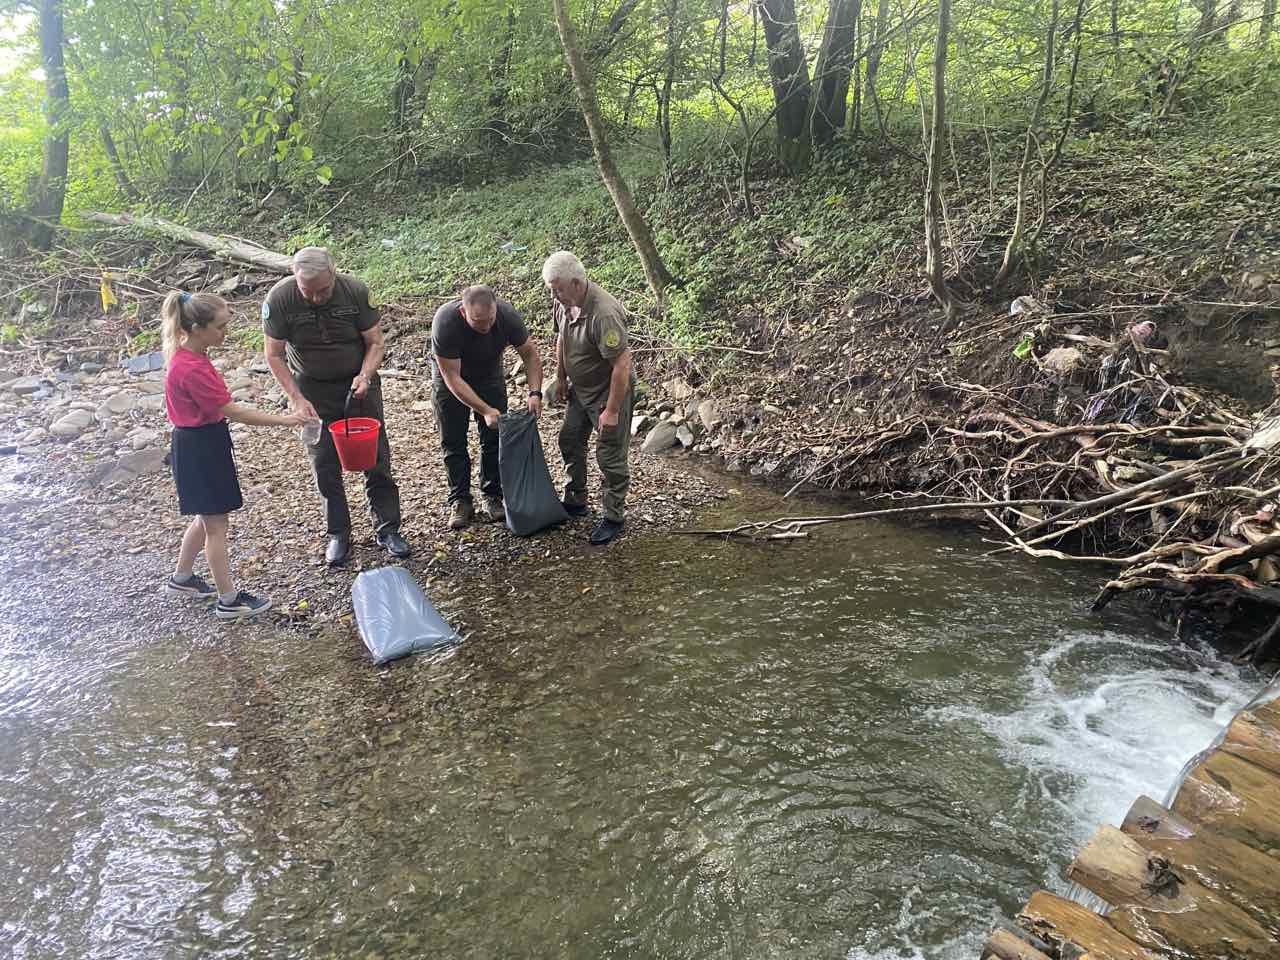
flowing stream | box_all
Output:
[0,479,1263,959]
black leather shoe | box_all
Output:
[561,499,589,518]
[378,530,411,559]
[589,518,624,545]
[325,534,352,567]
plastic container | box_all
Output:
[299,418,322,445]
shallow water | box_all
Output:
[0,481,1262,959]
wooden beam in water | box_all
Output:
[1122,795,1280,934]
[1066,824,1277,956]
[1171,749,1280,856]
[981,927,1053,960]
[1016,891,1158,960]
[1220,698,1280,778]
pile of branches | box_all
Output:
[685,312,1280,663]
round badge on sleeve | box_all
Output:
[260,301,270,321]
[604,328,621,349]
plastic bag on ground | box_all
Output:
[497,409,569,536]
[352,566,461,665]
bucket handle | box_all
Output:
[342,388,363,436]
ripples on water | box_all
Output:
[0,496,1264,959]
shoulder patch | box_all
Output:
[260,300,270,321]
[604,328,621,349]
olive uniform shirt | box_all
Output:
[555,282,630,410]
[262,273,379,382]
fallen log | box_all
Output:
[1171,749,1280,854]
[85,211,293,274]
[1066,824,1276,954]
[980,927,1052,960]
[1121,795,1280,934]
[1220,697,1280,777]
[1016,891,1157,960]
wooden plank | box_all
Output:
[981,927,1052,960]
[1017,891,1158,960]
[1171,749,1280,855]
[1066,824,1277,955]
[1220,698,1280,777]
[1121,795,1280,933]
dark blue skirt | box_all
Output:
[171,420,243,516]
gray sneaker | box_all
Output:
[164,574,217,598]
[449,500,474,530]
[481,495,505,523]
[215,591,271,621]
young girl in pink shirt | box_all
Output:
[161,291,304,620]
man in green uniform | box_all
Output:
[261,246,410,566]
[542,250,633,546]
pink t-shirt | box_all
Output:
[165,348,232,427]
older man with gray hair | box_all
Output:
[262,246,410,565]
[543,250,634,546]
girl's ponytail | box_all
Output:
[161,291,228,362]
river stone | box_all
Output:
[697,399,723,431]
[227,376,254,393]
[1043,346,1083,376]
[676,424,696,448]
[663,377,694,401]
[138,394,166,413]
[69,401,98,412]
[118,448,168,475]
[642,420,679,454]
[50,409,95,437]
[103,393,138,415]
[0,368,15,383]
[134,379,165,395]
[79,361,105,374]
[8,376,43,396]
[21,427,48,444]
[129,428,163,450]
[231,389,251,402]
[631,414,652,437]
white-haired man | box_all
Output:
[542,250,633,546]
[261,246,410,565]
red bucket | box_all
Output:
[329,391,381,472]
[329,417,380,471]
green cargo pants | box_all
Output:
[559,383,633,523]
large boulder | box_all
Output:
[50,409,95,438]
[641,420,679,454]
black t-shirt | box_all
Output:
[431,298,529,385]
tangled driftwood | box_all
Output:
[681,318,1280,663]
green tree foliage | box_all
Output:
[0,0,1275,236]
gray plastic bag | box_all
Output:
[352,566,461,665]
[497,409,569,536]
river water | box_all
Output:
[0,481,1262,959]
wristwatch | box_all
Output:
[529,389,542,398]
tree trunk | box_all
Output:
[657,0,680,178]
[486,7,516,147]
[863,0,890,132]
[551,0,673,301]
[1263,0,1276,43]
[923,0,953,317]
[85,212,295,272]
[811,0,860,149]
[994,0,1059,289]
[29,0,69,250]
[99,123,139,201]
[756,0,812,172]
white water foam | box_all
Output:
[930,631,1256,843]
